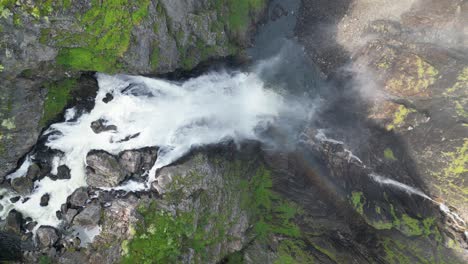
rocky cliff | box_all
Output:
[0,0,266,179]
[0,0,467,263]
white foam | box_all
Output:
[0,70,288,231]
[6,155,32,180]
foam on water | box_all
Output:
[0,70,288,230]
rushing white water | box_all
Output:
[369,173,433,200]
[0,70,290,230]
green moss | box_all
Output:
[351,191,365,215]
[56,0,150,72]
[226,0,264,33]
[400,214,423,236]
[150,45,160,71]
[40,78,76,126]
[240,167,301,240]
[275,239,315,264]
[224,251,244,263]
[384,148,397,161]
[121,206,197,263]
[1,118,15,130]
[442,139,468,178]
[39,255,52,264]
[387,105,415,130]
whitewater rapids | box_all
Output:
[0,70,290,230]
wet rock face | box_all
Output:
[86,151,125,188]
[36,226,59,248]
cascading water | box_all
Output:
[0,70,297,231]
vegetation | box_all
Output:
[226,0,265,33]
[275,239,315,264]
[351,191,365,215]
[384,148,397,161]
[387,105,415,130]
[56,0,151,72]
[240,166,301,240]
[40,78,76,126]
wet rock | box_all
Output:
[40,193,50,207]
[73,202,101,227]
[119,150,142,174]
[25,163,41,179]
[9,196,20,203]
[36,226,59,248]
[86,151,125,188]
[68,187,89,208]
[90,119,117,134]
[25,221,37,232]
[56,165,71,180]
[103,93,114,103]
[4,210,22,234]
[10,176,34,196]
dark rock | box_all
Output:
[86,151,125,187]
[9,196,20,203]
[103,93,114,103]
[90,119,117,134]
[25,221,37,232]
[36,226,59,248]
[4,210,22,234]
[40,193,50,207]
[119,150,142,174]
[73,202,101,227]
[25,163,41,180]
[56,165,71,180]
[68,187,89,208]
[0,232,22,261]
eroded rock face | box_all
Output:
[86,151,125,188]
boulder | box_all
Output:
[64,209,78,224]
[4,210,22,234]
[40,193,50,207]
[10,163,40,195]
[73,202,101,227]
[36,226,59,248]
[90,119,117,134]
[119,150,142,174]
[56,165,71,180]
[86,151,125,188]
[10,176,34,196]
[68,188,89,208]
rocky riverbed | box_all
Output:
[0,0,467,263]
